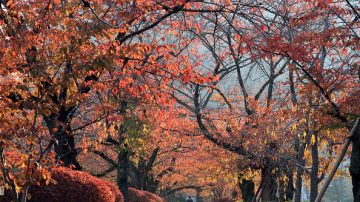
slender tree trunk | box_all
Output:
[350,122,360,201]
[289,63,301,202]
[310,132,319,202]
[294,167,303,202]
[294,139,305,202]
[278,174,285,202]
[117,145,129,201]
[267,57,275,108]
[285,167,295,201]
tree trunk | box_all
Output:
[278,175,285,202]
[350,122,360,202]
[290,65,302,202]
[260,167,277,202]
[128,161,141,189]
[117,145,129,200]
[310,132,319,202]
[43,108,81,170]
[294,135,306,202]
[294,166,303,202]
[238,176,254,202]
[285,167,295,201]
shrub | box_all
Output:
[3,167,124,202]
[215,198,236,202]
[107,181,124,202]
[128,187,165,202]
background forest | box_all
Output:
[0,0,359,201]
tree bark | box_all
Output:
[294,167,303,202]
[260,167,277,202]
[238,176,254,202]
[43,107,81,170]
[310,131,319,202]
[285,167,295,201]
[117,145,129,200]
[350,121,360,202]
[278,174,285,202]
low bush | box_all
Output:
[3,167,124,202]
[2,167,165,202]
[128,187,165,202]
[214,198,236,202]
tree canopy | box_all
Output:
[0,0,359,201]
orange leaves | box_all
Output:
[181,72,193,84]
[128,43,153,58]
[194,23,201,34]
[0,0,357,200]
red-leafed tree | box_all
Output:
[0,0,359,202]
[165,1,359,201]
[0,0,206,201]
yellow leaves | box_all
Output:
[143,124,149,134]
[291,123,297,132]
[19,162,26,169]
[311,134,316,145]
[65,78,78,106]
[15,185,21,195]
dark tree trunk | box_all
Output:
[114,100,130,200]
[294,137,305,202]
[285,167,295,201]
[260,167,277,202]
[310,132,319,202]
[127,147,160,193]
[43,107,81,170]
[294,167,303,202]
[117,145,129,201]
[278,171,285,202]
[238,176,254,202]
[350,122,360,202]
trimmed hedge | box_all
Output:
[128,187,165,202]
[2,168,165,202]
[30,167,124,202]
[214,198,236,202]
[3,167,124,202]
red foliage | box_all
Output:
[30,167,124,202]
[214,198,236,202]
[3,167,124,202]
[107,182,124,202]
[128,187,165,202]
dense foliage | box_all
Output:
[0,0,359,202]
[3,167,123,202]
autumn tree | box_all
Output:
[0,0,359,201]
[167,0,359,201]
[0,0,205,200]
